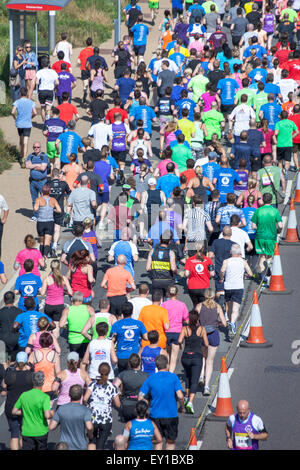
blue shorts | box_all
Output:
[6,414,22,439]
[225,288,244,304]
[214,276,224,293]
[97,192,109,205]
[166,332,180,346]
[206,329,220,347]
[83,295,92,304]
[133,45,146,56]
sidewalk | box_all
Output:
[0,0,165,289]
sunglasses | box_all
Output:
[33,146,41,149]
[25,46,31,49]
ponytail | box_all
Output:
[67,359,77,373]
[51,260,64,287]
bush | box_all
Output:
[0,128,20,173]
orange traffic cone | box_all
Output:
[263,243,293,295]
[207,357,234,421]
[240,291,272,348]
[188,428,197,450]
[294,171,300,204]
[280,198,300,245]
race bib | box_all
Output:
[261,174,273,186]
[234,433,252,449]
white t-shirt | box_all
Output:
[154,58,179,75]
[0,194,9,219]
[55,40,72,63]
[227,413,265,431]
[36,69,58,91]
[89,338,114,380]
[278,78,298,102]
[229,104,255,137]
[194,156,209,167]
[88,122,111,150]
[219,226,250,258]
[129,296,152,320]
[224,257,245,290]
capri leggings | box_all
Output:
[181,352,203,394]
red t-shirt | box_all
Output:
[180,169,196,183]
[274,49,290,66]
[184,255,213,290]
[105,107,128,123]
[57,103,79,124]
[289,114,300,143]
[51,60,71,73]
[78,47,94,70]
[283,60,300,81]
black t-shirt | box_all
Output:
[210,238,235,274]
[86,55,108,71]
[246,11,261,28]
[115,49,131,68]
[88,99,109,122]
[4,368,33,416]
[49,179,71,210]
[0,306,21,348]
[83,148,102,165]
[186,58,201,73]
[118,369,148,396]
[156,96,175,116]
[208,69,225,91]
[76,170,103,194]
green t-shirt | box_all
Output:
[67,304,90,344]
[280,7,297,22]
[202,0,218,13]
[253,92,268,121]
[15,388,50,437]
[275,119,298,147]
[201,109,224,140]
[251,205,282,241]
[171,144,193,173]
[92,314,111,340]
[235,88,256,107]
[257,165,281,204]
[189,75,209,103]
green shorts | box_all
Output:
[255,239,276,257]
[149,1,159,8]
[47,141,60,159]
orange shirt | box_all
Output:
[103,266,134,297]
[282,100,295,117]
[138,305,169,349]
[162,31,173,50]
[57,103,78,124]
[78,47,94,70]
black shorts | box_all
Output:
[133,45,146,56]
[69,342,89,359]
[111,150,127,163]
[250,155,262,171]
[172,7,183,17]
[81,69,90,80]
[38,90,54,106]
[166,332,180,346]
[97,192,110,204]
[221,104,234,115]
[277,147,292,162]
[44,303,65,322]
[6,414,22,439]
[54,212,64,227]
[89,422,112,449]
[225,288,244,304]
[17,128,31,137]
[109,294,127,317]
[232,35,242,46]
[37,221,54,237]
[152,417,179,442]
[22,434,48,451]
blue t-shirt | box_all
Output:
[260,102,282,130]
[215,168,241,203]
[57,131,84,164]
[156,174,180,199]
[243,45,267,59]
[242,206,256,239]
[177,98,197,121]
[248,68,267,84]
[231,142,252,170]
[148,58,158,83]
[110,240,135,278]
[202,161,221,194]
[264,83,281,98]
[226,58,243,74]
[106,155,118,169]
[130,105,156,135]
[131,23,149,45]
[0,261,4,275]
[171,85,185,106]
[14,273,42,311]
[217,78,239,105]
[43,117,67,142]
[166,40,177,52]
[14,310,52,347]
[148,221,179,246]
[140,371,183,418]
[94,160,112,193]
[169,53,185,76]
[13,98,35,128]
[26,152,49,181]
[217,204,245,229]
[110,318,147,359]
[172,0,184,9]
[116,77,136,104]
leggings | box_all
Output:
[181,352,203,394]
[188,289,206,308]
[90,422,112,450]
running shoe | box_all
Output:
[199,376,205,386]
[30,216,37,222]
[185,402,194,414]
[184,396,189,406]
[231,322,237,335]
[203,386,210,396]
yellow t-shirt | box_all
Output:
[178,118,196,144]
[244,1,254,14]
[168,46,190,58]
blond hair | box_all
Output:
[50,260,64,287]
[203,288,218,309]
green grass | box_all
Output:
[0,128,20,173]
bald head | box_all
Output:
[220,156,229,167]
[263,154,272,166]
[117,254,127,265]
[223,225,232,238]
[113,434,127,450]
[237,400,250,420]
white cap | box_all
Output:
[148,177,157,186]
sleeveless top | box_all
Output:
[162,30,173,49]
[244,189,259,208]
[92,311,111,339]
[190,123,204,149]
[32,331,54,351]
[37,197,54,222]
[71,265,92,298]
[133,139,148,158]
[111,122,127,152]
[183,326,204,355]
[224,257,245,290]
[146,189,162,212]
[198,304,219,332]
[151,245,173,281]
[67,304,90,344]
[263,13,274,33]
[91,68,104,92]
[45,275,65,305]
[141,346,161,374]
[89,338,114,380]
[232,412,260,450]
[193,175,208,203]
[34,349,56,392]
[57,368,85,405]
[128,419,155,450]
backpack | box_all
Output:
[9,67,20,88]
[127,6,140,29]
[189,6,204,24]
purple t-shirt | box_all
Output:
[43,117,67,142]
[132,158,152,174]
[57,71,76,97]
[234,170,249,191]
[161,299,189,333]
[94,160,112,193]
[155,209,182,234]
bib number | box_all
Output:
[235,432,252,449]
[262,174,273,186]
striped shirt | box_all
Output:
[184,207,211,241]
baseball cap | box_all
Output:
[67,351,79,362]
[209,151,218,160]
[16,351,28,363]
[122,184,131,190]
[148,177,157,186]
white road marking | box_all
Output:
[278,216,287,242]
[0,400,5,417]
[197,440,203,449]
[284,180,292,206]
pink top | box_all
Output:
[201,92,217,112]
[15,248,43,276]
[243,189,259,208]
[45,275,65,305]
[161,299,189,333]
[230,73,242,88]
[165,131,177,147]
[33,331,54,351]
[157,159,179,177]
[188,41,203,53]
[57,369,85,405]
[259,129,274,154]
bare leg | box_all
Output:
[204,346,217,388]
[169,344,179,373]
[166,439,176,450]
[231,301,240,325]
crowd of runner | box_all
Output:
[3,0,298,450]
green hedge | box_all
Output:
[0,128,20,173]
